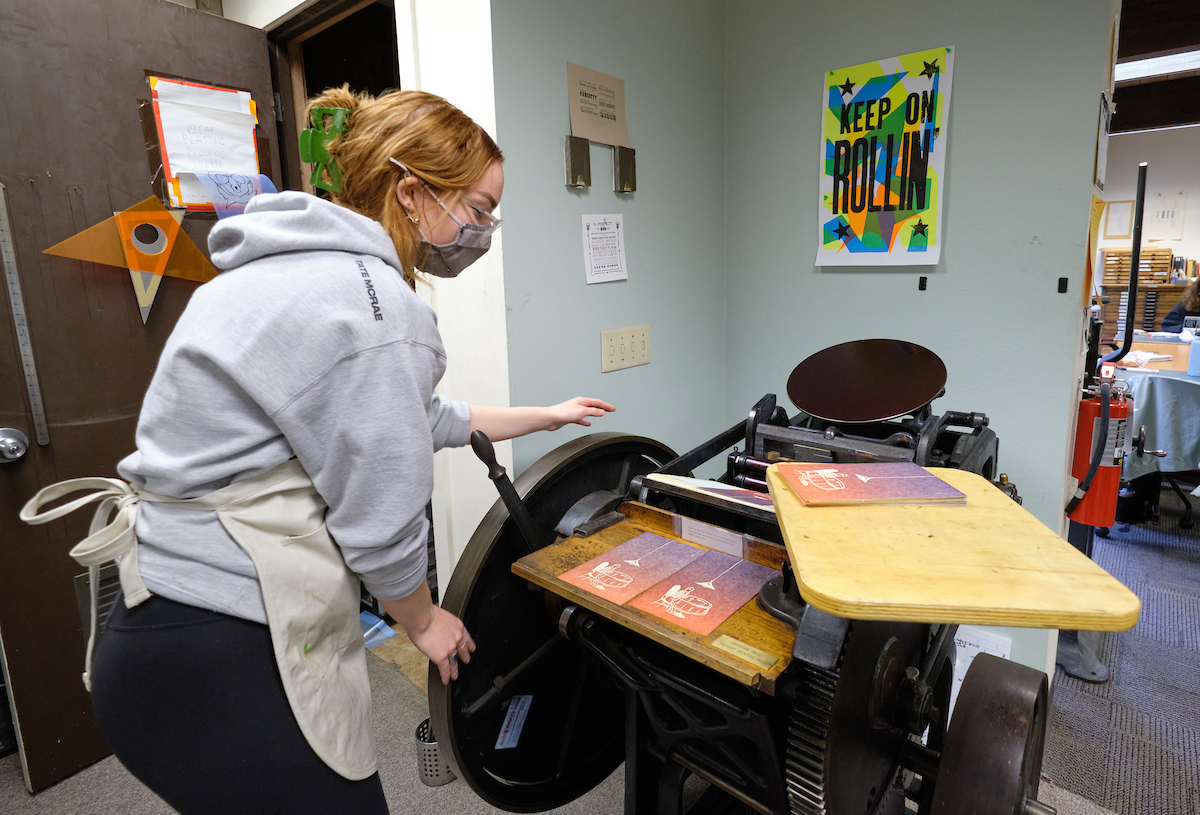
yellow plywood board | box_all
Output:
[766,465,1140,631]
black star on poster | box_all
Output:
[834,222,852,242]
[911,220,928,237]
[920,60,940,79]
[838,77,856,97]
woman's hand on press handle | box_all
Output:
[381,583,475,684]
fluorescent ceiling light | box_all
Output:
[1115,50,1200,82]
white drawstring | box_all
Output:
[20,478,148,691]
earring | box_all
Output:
[408,213,420,224]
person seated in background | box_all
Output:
[1162,276,1200,332]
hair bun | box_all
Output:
[305,84,365,122]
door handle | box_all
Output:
[0,428,28,462]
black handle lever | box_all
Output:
[469,430,545,556]
[470,430,507,480]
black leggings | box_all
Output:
[90,594,389,814]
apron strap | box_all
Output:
[21,478,150,691]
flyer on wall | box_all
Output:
[815,46,954,267]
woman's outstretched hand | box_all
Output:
[469,399,616,441]
[543,397,615,431]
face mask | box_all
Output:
[391,158,500,279]
[416,221,492,279]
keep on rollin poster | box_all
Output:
[816,46,954,266]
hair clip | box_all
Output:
[299,107,350,193]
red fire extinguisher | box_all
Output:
[1066,372,1130,528]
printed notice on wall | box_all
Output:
[949,625,1012,720]
[816,46,954,266]
[582,214,628,284]
[567,63,630,148]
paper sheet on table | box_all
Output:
[558,532,703,606]
[1119,350,1173,367]
[627,550,779,636]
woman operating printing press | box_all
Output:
[22,87,613,813]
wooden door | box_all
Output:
[0,0,280,792]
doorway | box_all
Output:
[270,0,402,194]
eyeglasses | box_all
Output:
[390,158,502,238]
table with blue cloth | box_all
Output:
[1117,367,1200,481]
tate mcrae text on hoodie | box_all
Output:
[831,89,938,216]
[357,260,385,321]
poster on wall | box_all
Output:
[566,63,631,148]
[1146,193,1187,242]
[582,214,628,283]
[815,46,955,267]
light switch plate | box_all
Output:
[601,325,650,372]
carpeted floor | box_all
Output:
[1,645,1118,815]
[0,652,624,815]
[0,645,1118,815]
[1044,487,1200,814]
[4,549,1165,815]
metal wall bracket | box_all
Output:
[564,135,591,187]
[613,145,636,193]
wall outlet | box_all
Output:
[601,325,650,372]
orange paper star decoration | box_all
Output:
[43,196,217,283]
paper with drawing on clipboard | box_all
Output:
[149,76,260,209]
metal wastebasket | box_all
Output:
[415,716,455,786]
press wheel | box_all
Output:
[930,654,1050,815]
[428,433,678,812]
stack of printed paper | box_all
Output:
[558,532,779,636]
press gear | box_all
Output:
[20,458,377,780]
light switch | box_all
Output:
[601,325,650,372]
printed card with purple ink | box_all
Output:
[558,532,704,606]
[627,550,780,636]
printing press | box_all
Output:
[428,340,1138,815]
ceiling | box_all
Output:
[1112,0,1200,132]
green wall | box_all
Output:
[491,0,729,473]
[492,0,1113,672]
[723,0,1109,528]
[721,0,1111,671]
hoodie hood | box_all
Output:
[208,191,404,274]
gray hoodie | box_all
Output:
[117,192,471,624]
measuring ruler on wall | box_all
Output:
[0,181,50,445]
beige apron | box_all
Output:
[20,459,377,781]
